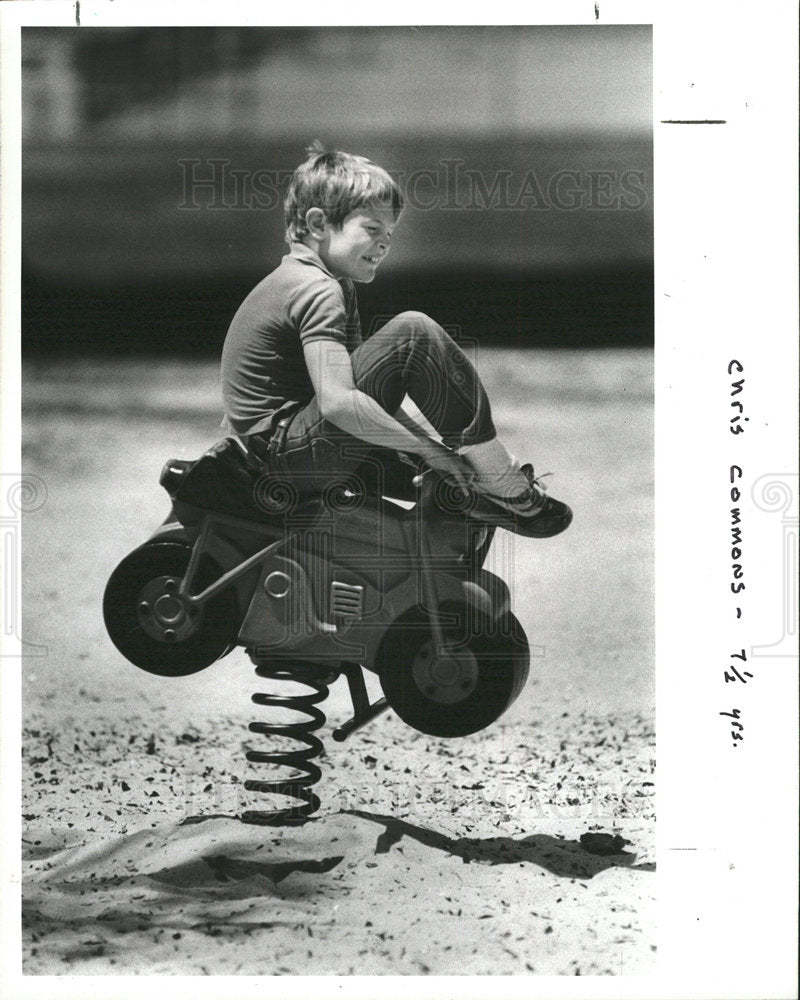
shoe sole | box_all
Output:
[464,495,573,538]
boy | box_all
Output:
[221,142,571,538]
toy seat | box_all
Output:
[160,437,284,522]
[159,437,417,524]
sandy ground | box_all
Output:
[19,348,655,976]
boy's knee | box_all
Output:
[396,309,433,326]
[394,310,445,339]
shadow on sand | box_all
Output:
[345,809,655,879]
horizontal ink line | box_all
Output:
[660,119,727,124]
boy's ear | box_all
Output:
[305,208,327,238]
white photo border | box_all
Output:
[1,2,797,998]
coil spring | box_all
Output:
[240,659,338,826]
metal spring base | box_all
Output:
[241,659,338,826]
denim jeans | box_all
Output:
[246,311,497,497]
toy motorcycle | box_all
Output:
[103,437,530,822]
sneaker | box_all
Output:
[468,464,573,538]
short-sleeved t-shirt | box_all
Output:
[221,242,362,437]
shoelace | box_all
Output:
[531,471,553,491]
[517,469,554,514]
[413,462,556,510]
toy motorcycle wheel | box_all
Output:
[103,541,237,677]
[377,602,530,738]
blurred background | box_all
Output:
[21,24,652,353]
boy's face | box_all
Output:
[315,204,397,283]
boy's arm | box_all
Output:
[303,339,469,486]
[391,405,442,445]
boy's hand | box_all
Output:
[413,440,473,492]
[392,407,473,492]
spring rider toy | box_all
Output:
[104,438,530,825]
